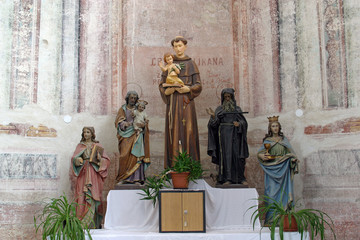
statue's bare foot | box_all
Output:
[223,181,231,185]
[241,180,249,185]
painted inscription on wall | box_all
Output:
[0,153,57,179]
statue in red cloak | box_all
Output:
[71,127,110,228]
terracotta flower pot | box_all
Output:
[283,215,298,232]
[171,172,190,189]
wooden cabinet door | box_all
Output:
[159,190,205,233]
[182,192,204,232]
[160,192,183,232]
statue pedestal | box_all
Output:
[113,183,144,190]
[215,183,249,189]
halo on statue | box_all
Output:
[122,82,143,100]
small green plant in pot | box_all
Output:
[247,195,336,240]
[139,151,204,206]
[171,151,204,187]
[34,193,93,240]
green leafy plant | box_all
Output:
[139,169,172,206]
[172,151,204,182]
[247,194,336,240]
[34,193,93,240]
[139,151,204,206]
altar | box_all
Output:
[104,179,260,231]
[87,179,308,239]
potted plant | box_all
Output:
[34,193,93,240]
[139,151,204,206]
[247,194,336,240]
[171,151,204,188]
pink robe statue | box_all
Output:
[71,127,110,228]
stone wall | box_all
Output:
[0,0,360,239]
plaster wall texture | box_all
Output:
[0,0,360,239]
[344,0,360,108]
[61,0,80,114]
[0,1,13,110]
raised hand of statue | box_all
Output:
[206,108,215,118]
[158,60,166,72]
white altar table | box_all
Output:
[93,179,309,239]
[104,179,260,231]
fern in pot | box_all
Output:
[34,193,93,240]
[247,194,336,240]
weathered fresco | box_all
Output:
[0,0,360,239]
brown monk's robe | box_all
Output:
[114,105,150,182]
[159,55,202,168]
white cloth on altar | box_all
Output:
[104,179,260,231]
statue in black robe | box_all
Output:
[206,88,249,185]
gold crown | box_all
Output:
[267,116,279,123]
